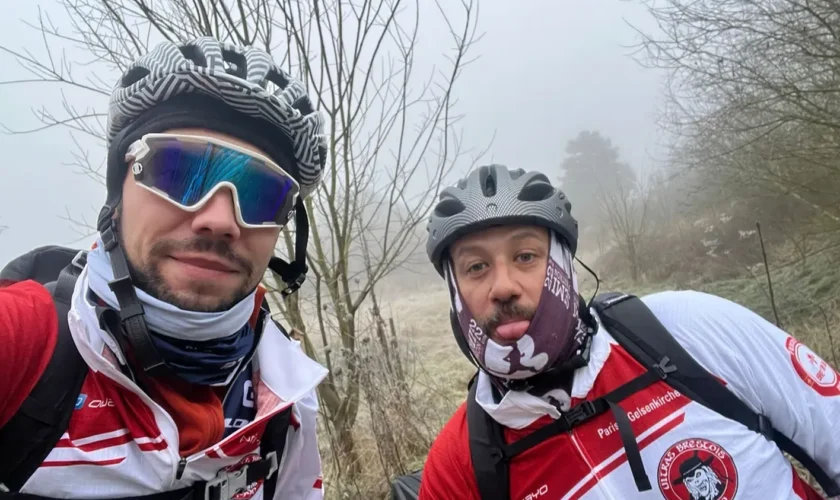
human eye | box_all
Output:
[465,261,487,274]
[517,252,537,264]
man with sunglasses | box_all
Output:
[416,165,840,499]
[0,37,329,499]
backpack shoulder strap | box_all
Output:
[593,292,839,497]
[259,406,292,499]
[466,373,510,500]
[389,469,423,500]
[0,246,81,285]
[0,253,89,493]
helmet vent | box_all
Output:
[519,177,554,202]
[434,197,466,218]
[266,69,290,93]
[121,67,150,87]
[179,45,207,67]
[221,49,247,79]
[292,96,314,115]
[482,173,496,197]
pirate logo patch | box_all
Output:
[658,438,738,500]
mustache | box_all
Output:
[479,300,536,333]
[148,236,253,275]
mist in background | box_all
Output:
[0,0,665,266]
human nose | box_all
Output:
[190,188,242,240]
[488,262,521,304]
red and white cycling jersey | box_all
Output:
[0,266,328,499]
[419,290,840,500]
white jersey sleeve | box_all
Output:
[641,290,840,491]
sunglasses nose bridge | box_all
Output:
[190,185,242,239]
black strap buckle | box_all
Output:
[562,400,597,428]
[204,452,278,500]
[70,250,88,272]
[488,446,506,466]
[280,273,306,297]
[100,225,119,251]
[204,468,248,500]
[653,356,677,379]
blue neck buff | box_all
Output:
[86,239,258,386]
[150,325,257,386]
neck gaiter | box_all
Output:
[446,232,588,379]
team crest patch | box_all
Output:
[224,453,263,500]
[657,438,738,500]
[786,337,840,397]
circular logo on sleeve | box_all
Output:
[786,337,840,397]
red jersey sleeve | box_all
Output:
[418,403,480,500]
[0,280,59,428]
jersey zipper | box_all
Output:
[172,327,263,483]
[175,458,188,481]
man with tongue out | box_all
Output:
[416,164,840,500]
[432,165,588,394]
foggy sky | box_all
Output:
[0,0,665,266]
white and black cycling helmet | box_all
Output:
[105,36,326,201]
[95,37,326,379]
[426,164,579,274]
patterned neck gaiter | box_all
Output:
[445,232,588,380]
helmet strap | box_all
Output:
[97,217,170,378]
[267,197,310,296]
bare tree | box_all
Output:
[1,0,484,489]
[599,173,651,282]
[631,0,840,231]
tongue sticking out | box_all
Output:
[494,320,531,342]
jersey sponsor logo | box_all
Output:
[223,368,257,437]
[243,380,255,408]
[225,418,251,430]
[74,393,116,410]
[786,337,840,396]
[223,453,264,500]
[596,389,682,439]
[75,393,88,410]
[88,398,116,408]
[521,484,548,500]
[658,438,738,500]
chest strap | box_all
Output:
[3,403,293,500]
[486,356,678,493]
[2,452,278,500]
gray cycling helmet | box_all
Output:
[426,164,578,276]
